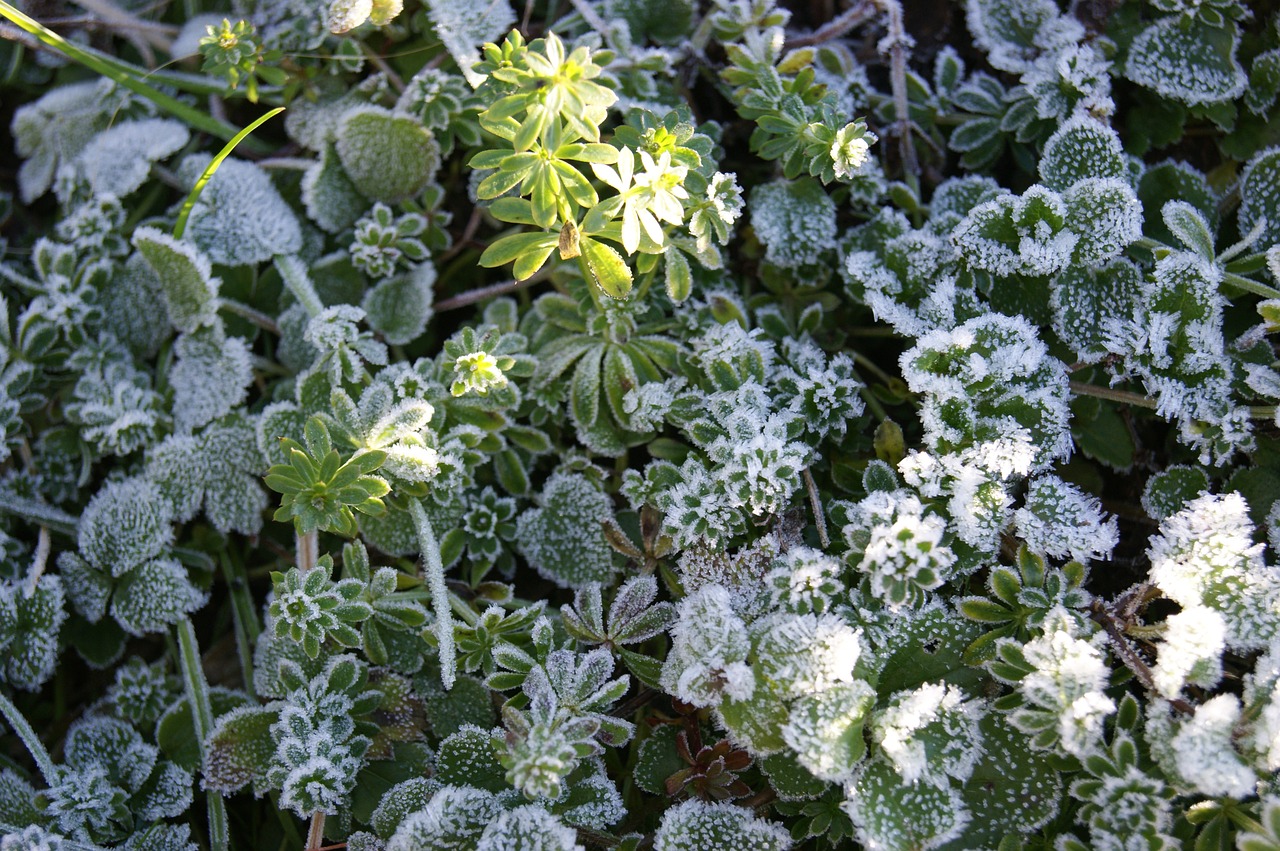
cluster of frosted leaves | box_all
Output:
[1021,41,1115,122]
[1125,12,1246,106]
[10,80,135,203]
[1013,474,1118,564]
[1147,491,1280,654]
[1102,250,1251,465]
[765,545,845,615]
[842,211,980,338]
[843,757,970,851]
[0,574,66,690]
[841,488,957,610]
[991,606,1115,759]
[869,683,984,787]
[56,477,205,637]
[73,119,190,199]
[653,799,791,851]
[964,0,1083,74]
[385,784,582,851]
[1146,694,1258,799]
[266,656,377,816]
[38,714,193,844]
[146,416,269,535]
[515,472,618,589]
[748,178,837,269]
[899,313,1072,474]
[64,355,166,458]
[771,338,865,442]
[177,155,303,267]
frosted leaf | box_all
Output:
[0,826,66,851]
[1156,694,1256,798]
[1039,115,1127,192]
[147,418,269,535]
[1151,605,1226,698]
[673,533,779,618]
[653,798,792,851]
[424,0,517,88]
[476,805,584,851]
[0,576,66,691]
[1240,146,1280,252]
[75,119,189,198]
[177,155,303,266]
[131,227,220,333]
[64,714,157,791]
[1065,734,1176,851]
[748,178,837,268]
[112,557,208,636]
[43,764,128,841]
[781,680,876,781]
[515,473,618,589]
[754,612,863,699]
[766,546,845,615]
[661,585,754,707]
[928,175,1001,235]
[1139,160,1219,247]
[336,106,441,204]
[11,80,122,203]
[119,823,196,851]
[1014,475,1118,563]
[1051,259,1143,364]
[1023,42,1115,122]
[1063,178,1143,266]
[101,253,168,358]
[109,657,173,726]
[1125,15,1246,106]
[844,489,956,610]
[1147,492,1280,651]
[899,313,1072,474]
[554,757,626,829]
[77,477,174,577]
[65,359,167,458]
[843,758,970,851]
[871,683,984,787]
[964,0,1080,73]
[363,262,436,346]
[1141,467,1210,525]
[950,185,1077,278]
[168,327,253,433]
[302,144,370,234]
[1161,200,1217,259]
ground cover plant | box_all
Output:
[1,0,1280,847]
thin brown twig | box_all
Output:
[1091,599,1196,716]
[802,468,830,548]
[874,0,920,179]
[784,0,876,49]
[434,275,543,312]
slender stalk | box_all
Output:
[434,275,543,312]
[802,468,830,549]
[785,0,876,48]
[275,255,325,318]
[874,0,920,180]
[409,499,455,690]
[0,2,270,151]
[23,526,51,598]
[1069,380,1159,411]
[1090,600,1195,716]
[0,691,57,782]
[221,297,282,335]
[306,812,326,851]
[296,529,319,574]
[0,490,77,536]
[177,619,230,851]
[220,552,260,699]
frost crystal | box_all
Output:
[871,683,984,786]
[653,798,792,851]
[1150,605,1226,698]
[661,585,755,706]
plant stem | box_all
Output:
[297,529,319,573]
[275,255,325,318]
[802,468,830,548]
[1090,600,1195,716]
[0,490,77,536]
[434,274,544,312]
[220,552,260,699]
[0,691,57,782]
[23,526,51,598]
[178,618,230,851]
[409,499,456,691]
[306,812,326,851]
[0,1,271,152]
[875,0,920,179]
[222,297,282,335]
[1069,380,1159,410]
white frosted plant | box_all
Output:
[748,178,837,268]
[11,79,132,203]
[1147,491,1280,651]
[841,489,957,610]
[1240,146,1280,252]
[870,683,985,787]
[146,417,270,535]
[661,584,755,707]
[515,472,618,589]
[64,357,167,458]
[72,119,190,199]
[1149,605,1226,698]
[167,326,254,434]
[1146,695,1256,799]
[653,798,792,851]
[176,155,303,266]
[1125,9,1247,106]
[766,546,845,615]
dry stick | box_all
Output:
[297,529,319,574]
[802,468,830,548]
[71,0,173,51]
[24,526,51,598]
[785,0,876,49]
[435,276,543,312]
[1090,599,1196,716]
[567,0,610,34]
[362,42,405,93]
[874,0,920,180]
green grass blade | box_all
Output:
[177,618,231,851]
[173,106,285,239]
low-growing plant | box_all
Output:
[1,0,1280,849]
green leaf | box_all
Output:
[581,237,633,299]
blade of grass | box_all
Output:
[177,618,231,851]
[173,106,284,239]
[0,1,274,153]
